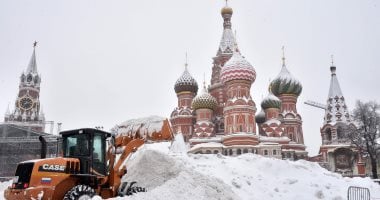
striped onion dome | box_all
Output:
[261,92,281,110]
[192,86,217,111]
[270,65,302,96]
[255,109,266,124]
[220,52,256,84]
[174,68,198,94]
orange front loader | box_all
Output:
[4,128,145,199]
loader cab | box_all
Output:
[61,128,111,176]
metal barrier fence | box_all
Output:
[347,186,370,200]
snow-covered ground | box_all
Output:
[2,139,380,200]
[114,142,380,200]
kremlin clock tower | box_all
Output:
[4,42,46,132]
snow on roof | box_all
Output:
[222,132,258,140]
[189,137,222,143]
[263,118,281,126]
[190,142,223,149]
[328,67,343,97]
[26,47,38,74]
[324,66,351,125]
[259,136,290,142]
[218,28,236,54]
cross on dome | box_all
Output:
[282,46,286,67]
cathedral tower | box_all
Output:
[259,91,285,137]
[192,82,218,138]
[318,60,361,175]
[270,49,304,144]
[209,4,238,133]
[170,61,198,142]
[4,42,45,132]
[220,51,257,134]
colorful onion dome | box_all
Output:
[255,109,266,124]
[221,6,233,15]
[220,52,256,84]
[261,92,282,110]
[192,87,218,111]
[270,65,302,96]
[174,68,198,94]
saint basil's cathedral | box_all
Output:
[1,3,368,176]
[170,5,307,160]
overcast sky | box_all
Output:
[0,0,379,155]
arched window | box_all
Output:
[237,149,241,155]
[337,126,344,139]
[264,150,268,155]
[273,150,277,155]
[206,150,212,154]
[229,149,233,155]
[224,150,228,155]
[243,149,248,154]
[214,150,219,154]
[326,128,332,141]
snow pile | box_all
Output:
[118,147,239,200]
[114,115,166,138]
[117,142,380,200]
[169,133,188,155]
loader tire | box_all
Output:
[63,185,95,200]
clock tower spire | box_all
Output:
[4,42,45,132]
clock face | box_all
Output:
[19,97,34,110]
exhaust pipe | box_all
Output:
[39,136,47,159]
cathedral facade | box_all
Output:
[170,5,307,160]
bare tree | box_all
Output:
[347,100,380,178]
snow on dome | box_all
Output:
[261,92,281,110]
[220,52,256,84]
[174,68,198,94]
[271,65,302,96]
[255,109,266,124]
[191,87,217,111]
